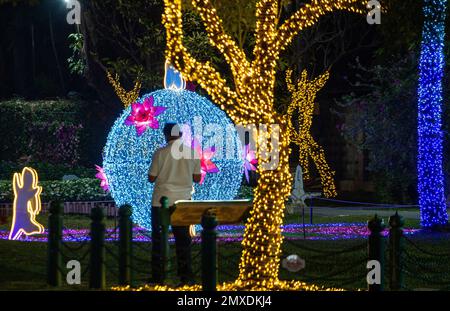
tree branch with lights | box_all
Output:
[191,0,251,86]
[163,0,254,121]
[277,0,365,53]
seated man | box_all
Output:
[148,122,201,285]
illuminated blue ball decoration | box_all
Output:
[417,0,449,228]
[103,89,244,230]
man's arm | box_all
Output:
[193,174,202,183]
[148,151,159,183]
[193,158,202,183]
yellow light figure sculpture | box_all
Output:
[8,167,44,240]
[106,71,142,108]
[286,69,337,198]
[161,0,366,290]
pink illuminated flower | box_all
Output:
[191,138,219,184]
[243,144,258,183]
[125,96,167,136]
[95,165,109,192]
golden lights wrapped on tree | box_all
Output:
[106,71,142,108]
[286,69,337,198]
[162,0,366,290]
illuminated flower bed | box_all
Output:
[0,222,419,243]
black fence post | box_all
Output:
[119,204,132,286]
[389,212,404,291]
[201,210,218,291]
[90,206,106,289]
[368,214,385,291]
[160,197,170,283]
[47,201,63,287]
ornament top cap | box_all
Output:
[164,60,186,91]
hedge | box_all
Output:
[0,161,96,181]
[0,178,111,203]
[0,179,253,203]
[0,98,88,165]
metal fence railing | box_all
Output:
[45,200,450,291]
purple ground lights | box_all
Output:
[0,222,419,243]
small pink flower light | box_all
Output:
[243,144,258,183]
[95,165,109,192]
[191,138,219,184]
[124,96,167,136]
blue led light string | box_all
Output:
[417,0,449,228]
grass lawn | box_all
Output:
[1,210,449,291]
[284,211,421,228]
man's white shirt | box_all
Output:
[149,138,201,207]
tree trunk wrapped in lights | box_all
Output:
[237,122,293,288]
[163,0,365,289]
[417,0,449,228]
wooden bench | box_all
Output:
[171,199,252,226]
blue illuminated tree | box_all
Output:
[417,0,449,228]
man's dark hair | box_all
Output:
[163,122,182,140]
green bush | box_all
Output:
[0,179,255,203]
[0,98,88,165]
[0,161,96,181]
[0,178,110,202]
